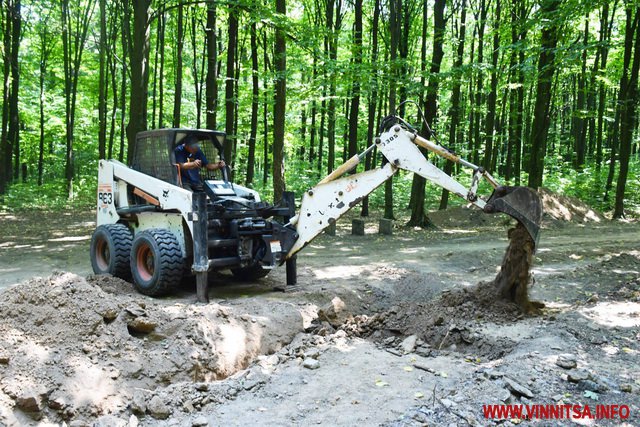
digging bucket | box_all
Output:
[483,186,543,248]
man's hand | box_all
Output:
[217,160,226,169]
[192,159,203,168]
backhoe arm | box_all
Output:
[285,123,501,259]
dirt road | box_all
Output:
[0,207,639,426]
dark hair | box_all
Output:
[184,135,199,146]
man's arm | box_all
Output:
[206,160,226,171]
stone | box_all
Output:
[352,219,365,236]
[102,308,119,322]
[303,358,320,370]
[317,297,351,327]
[379,218,393,235]
[400,335,418,354]
[504,377,534,399]
[130,390,147,415]
[94,415,127,427]
[484,369,504,380]
[567,369,589,383]
[303,348,321,360]
[192,416,209,426]
[15,388,45,415]
[578,380,605,393]
[129,415,139,427]
[556,354,577,369]
[127,317,157,334]
[147,396,171,419]
[498,388,511,403]
[324,222,336,236]
[620,384,633,393]
[125,305,146,317]
[0,354,9,365]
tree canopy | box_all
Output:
[0,0,639,218]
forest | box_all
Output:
[1,0,639,221]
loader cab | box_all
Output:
[131,128,227,186]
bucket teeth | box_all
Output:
[484,186,543,248]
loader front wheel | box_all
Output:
[90,224,133,280]
[130,229,184,296]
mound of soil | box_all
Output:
[340,281,522,360]
[539,188,604,223]
[0,272,303,423]
[429,188,604,230]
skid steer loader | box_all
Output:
[90,116,543,302]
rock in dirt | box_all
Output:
[400,335,418,354]
[15,391,44,415]
[130,391,147,415]
[0,354,9,365]
[127,317,157,334]
[556,354,577,369]
[317,297,352,327]
[147,395,171,419]
[620,384,633,393]
[192,416,209,426]
[567,369,590,383]
[504,377,534,399]
[303,358,320,370]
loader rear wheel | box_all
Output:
[130,229,184,296]
[231,264,270,281]
[90,224,133,280]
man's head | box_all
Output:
[183,135,201,154]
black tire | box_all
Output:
[231,264,271,281]
[130,229,184,296]
[90,224,133,279]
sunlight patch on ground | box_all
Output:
[440,229,477,234]
[313,265,365,280]
[580,302,640,328]
[48,236,91,242]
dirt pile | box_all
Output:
[538,188,604,223]
[429,188,604,230]
[0,272,304,424]
[334,281,523,361]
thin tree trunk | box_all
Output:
[483,0,500,171]
[172,4,184,127]
[440,0,467,210]
[205,0,218,129]
[614,7,640,218]
[273,0,287,202]
[246,21,259,186]
[527,0,560,188]
[361,0,380,217]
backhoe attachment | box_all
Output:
[284,116,543,260]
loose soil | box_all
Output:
[0,192,639,426]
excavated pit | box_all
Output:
[0,272,305,422]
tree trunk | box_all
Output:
[98,0,107,160]
[246,21,259,186]
[273,0,287,202]
[206,1,218,129]
[361,0,380,217]
[527,0,560,189]
[440,0,467,210]
[224,4,238,164]
[614,7,640,218]
[408,0,444,227]
[126,0,151,162]
[483,0,500,171]
[348,0,362,162]
[172,4,184,128]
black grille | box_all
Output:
[131,135,176,184]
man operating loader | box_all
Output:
[174,135,225,191]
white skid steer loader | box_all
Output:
[91,116,542,302]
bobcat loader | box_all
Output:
[90,116,542,302]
